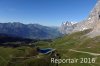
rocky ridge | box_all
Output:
[60,0,100,37]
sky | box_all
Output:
[0,0,97,26]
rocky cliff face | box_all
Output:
[60,0,100,37]
[59,21,76,34]
[86,0,100,37]
[73,0,100,32]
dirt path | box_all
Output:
[69,49,100,56]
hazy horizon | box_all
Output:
[0,0,97,26]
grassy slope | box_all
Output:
[51,29,100,66]
[0,46,38,66]
[0,29,100,66]
[0,46,55,66]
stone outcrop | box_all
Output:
[59,21,75,34]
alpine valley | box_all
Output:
[0,0,100,66]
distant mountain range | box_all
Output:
[0,22,61,39]
[59,21,76,34]
[1,0,100,39]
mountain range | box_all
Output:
[0,0,100,39]
[0,22,61,39]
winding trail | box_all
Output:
[69,49,100,56]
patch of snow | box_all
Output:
[71,22,77,25]
[63,22,66,25]
[88,18,91,20]
[82,27,88,30]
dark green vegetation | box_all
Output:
[0,47,56,66]
[0,29,100,66]
[0,35,56,66]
